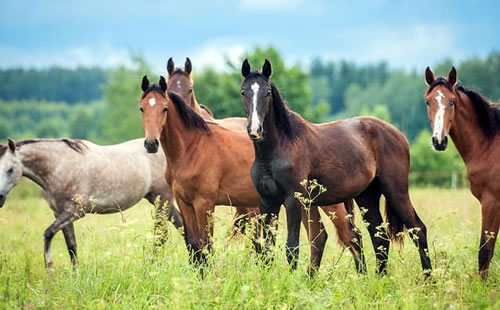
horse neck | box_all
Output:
[17,143,57,190]
[191,91,214,121]
[161,103,201,166]
[449,90,490,163]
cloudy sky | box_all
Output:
[1,0,499,72]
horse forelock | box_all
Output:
[426,77,453,94]
[141,84,166,99]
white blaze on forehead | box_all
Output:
[148,98,156,107]
[433,90,446,142]
[250,82,260,133]
[177,81,181,88]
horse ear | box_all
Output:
[448,66,457,87]
[141,75,150,92]
[185,57,192,75]
[241,59,250,78]
[262,59,272,79]
[7,138,15,153]
[424,66,435,86]
[167,57,174,75]
[159,76,167,92]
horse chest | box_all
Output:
[251,160,291,199]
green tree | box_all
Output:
[100,56,153,144]
[410,130,465,186]
[37,119,61,138]
[69,107,93,139]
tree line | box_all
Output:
[1,48,499,185]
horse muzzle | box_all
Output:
[432,135,448,151]
[144,138,160,153]
[248,125,263,141]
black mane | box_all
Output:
[457,85,500,140]
[269,82,305,142]
[167,91,210,132]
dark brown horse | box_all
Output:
[424,66,500,278]
[139,76,366,274]
[240,59,432,276]
[166,57,257,236]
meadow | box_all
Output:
[0,180,498,309]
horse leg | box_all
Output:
[61,222,78,266]
[301,206,327,276]
[355,185,389,275]
[193,198,216,264]
[385,191,432,276]
[321,202,366,274]
[176,199,203,265]
[146,192,183,250]
[257,197,280,262]
[478,197,500,279]
[44,209,83,268]
[284,195,302,271]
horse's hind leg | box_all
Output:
[355,184,389,275]
[478,196,500,279]
[321,202,366,274]
[44,209,82,268]
[384,190,432,275]
[62,222,78,266]
[301,206,327,276]
[146,192,183,249]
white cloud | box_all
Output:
[185,40,248,72]
[240,0,303,11]
[0,45,133,69]
[321,24,464,71]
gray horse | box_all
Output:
[0,138,183,268]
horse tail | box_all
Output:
[385,199,405,245]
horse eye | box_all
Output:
[7,168,13,175]
[266,90,271,96]
[163,107,168,113]
[139,107,144,113]
[240,90,245,96]
[425,100,430,106]
[188,88,193,93]
[450,100,456,106]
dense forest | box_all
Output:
[1,47,499,185]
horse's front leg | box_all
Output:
[479,196,500,279]
[284,195,302,271]
[256,197,280,262]
[176,199,203,265]
[44,208,83,269]
[193,197,216,264]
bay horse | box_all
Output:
[166,57,258,236]
[139,75,366,274]
[0,138,183,268]
[240,59,432,276]
[424,66,500,278]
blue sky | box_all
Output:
[1,0,499,72]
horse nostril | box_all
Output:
[432,136,438,145]
[154,139,159,147]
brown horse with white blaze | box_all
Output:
[424,66,500,278]
[166,57,258,236]
[240,59,432,276]
[139,75,366,274]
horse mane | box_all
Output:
[456,85,500,140]
[167,91,210,132]
[14,139,88,153]
[199,104,214,117]
[270,82,305,141]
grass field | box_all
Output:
[0,180,498,309]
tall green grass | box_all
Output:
[0,181,498,309]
